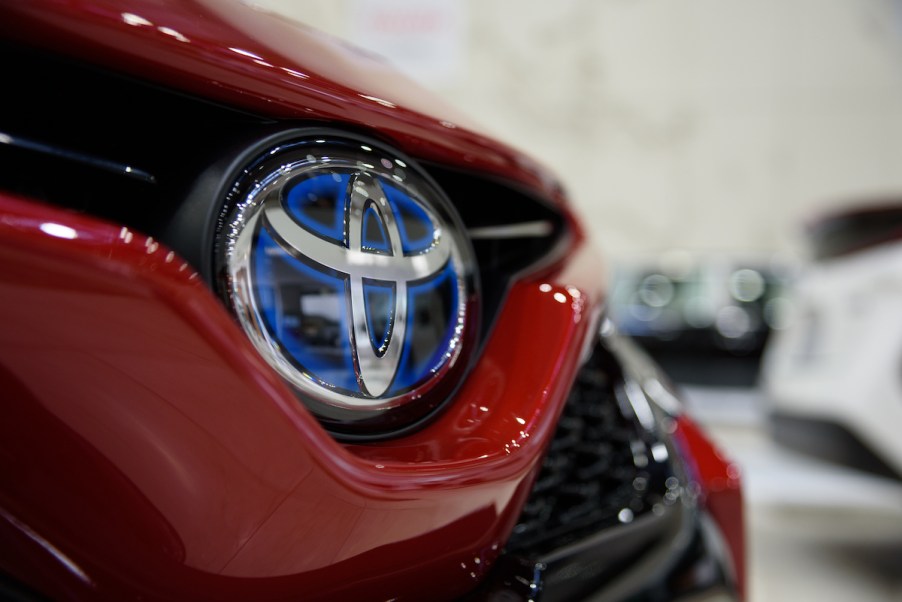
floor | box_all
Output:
[684,386,902,602]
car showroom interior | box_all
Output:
[266,1,902,600]
[2,1,901,601]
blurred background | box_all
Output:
[250,1,902,600]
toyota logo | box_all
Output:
[217,135,476,435]
[263,171,451,397]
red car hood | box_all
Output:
[1,0,563,202]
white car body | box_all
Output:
[761,238,902,479]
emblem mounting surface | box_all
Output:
[217,134,477,433]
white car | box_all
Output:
[761,205,902,480]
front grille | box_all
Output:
[506,342,680,557]
[0,42,566,343]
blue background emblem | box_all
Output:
[251,171,461,399]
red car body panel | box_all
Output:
[0,1,743,600]
[674,416,745,598]
[0,190,599,600]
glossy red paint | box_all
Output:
[674,415,746,600]
[0,191,602,600]
[0,0,561,201]
[0,2,744,600]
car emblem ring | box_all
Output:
[216,134,477,433]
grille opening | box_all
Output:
[0,42,269,242]
[425,164,567,342]
[506,342,681,557]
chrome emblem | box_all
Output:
[262,172,451,397]
[217,135,475,431]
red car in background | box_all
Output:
[0,2,743,600]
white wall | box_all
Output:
[250,0,902,261]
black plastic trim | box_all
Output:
[466,503,738,601]
[0,571,50,602]
[771,412,901,481]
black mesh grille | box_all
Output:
[506,343,679,557]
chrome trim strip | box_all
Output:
[467,221,554,240]
[0,131,156,184]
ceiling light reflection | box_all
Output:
[121,12,152,27]
[40,223,78,240]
